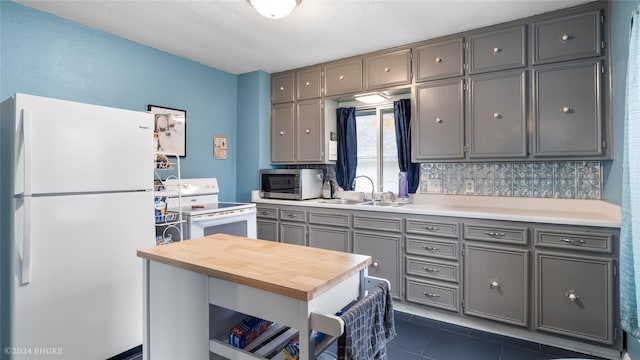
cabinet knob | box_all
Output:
[279,131,285,136]
[423,246,440,252]
[493,113,502,120]
[561,106,573,114]
[422,267,440,273]
[384,67,390,72]
[565,290,579,302]
[305,128,311,134]
[492,47,502,54]
[372,261,380,268]
[435,118,443,124]
[560,33,573,43]
[424,225,439,231]
[435,57,443,63]
[489,280,500,289]
[279,86,285,91]
[305,81,311,86]
[423,292,440,298]
[339,75,345,80]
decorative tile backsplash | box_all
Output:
[420,161,602,199]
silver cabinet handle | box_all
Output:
[339,75,345,80]
[384,67,390,72]
[424,226,440,231]
[566,290,579,302]
[423,292,440,298]
[489,280,500,289]
[492,47,502,54]
[279,86,285,91]
[287,214,298,218]
[305,128,311,134]
[279,131,285,136]
[560,238,585,245]
[435,118,443,124]
[423,246,440,252]
[561,106,573,114]
[435,57,443,63]
[485,231,505,237]
[422,267,440,273]
[560,33,573,43]
[260,211,270,215]
[493,113,502,119]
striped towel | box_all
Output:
[337,283,396,360]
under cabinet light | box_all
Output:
[354,93,389,104]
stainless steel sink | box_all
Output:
[317,198,366,205]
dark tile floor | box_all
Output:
[387,311,608,360]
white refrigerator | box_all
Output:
[1,94,155,359]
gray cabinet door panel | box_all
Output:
[533,59,602,157]
[535,251,613,344]
[296,99,323,162]
[415,38,464,82]
[296,67,322,100]
[406,277,459,312]
[469,25,527,74]
[354,231,401,299]
[533,10,602,65]
[414,80,465,160]
[468,70,527,158]
[280,208,307,222]
[464,243,529,327]
[271,103,295,163]
[257,219,278,242]
[271,72,295,104]
[324,59,363,97]
[309,225,350,252]
[365,49,412,90]
[256,206,279,220]
[280,222,306,246]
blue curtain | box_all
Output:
[394,99,419,193]
[621,5,640,340]
[336,107,357,190]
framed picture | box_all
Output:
[148,105,187,157]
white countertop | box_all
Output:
[251,192,621,228]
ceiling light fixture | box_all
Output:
[354,93,390,104]
[249,0,301,19]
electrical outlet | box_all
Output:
[464,180,475,194]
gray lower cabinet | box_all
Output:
[406,277,460,312]
[467,70,527,159]
[257,220,278,242]
[463,243,529,327]
[354,230,402,299]
[413,79,465,161]
[534,251,614,344]
[279,208,307,246]
[308,209,351,252]
[532,58,603,157]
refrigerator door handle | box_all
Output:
[21,196,32,285]
[21,108,33,196]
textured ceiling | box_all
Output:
[15,0,594,75]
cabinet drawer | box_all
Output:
[309,211,350,227]
[469,25,527,74]
[271,72,295,103]
[364,48,412,90]
[279,208,306,222]
[257,219,278,242]
[405,277,459,312]
[463,223,528,245]
[535,228,612,253]
[405,236,459,261]
[533,9,602,65]
[406,218,459,238]
[535,251,613,344]
[323,59,363,96]
[296,67,322,100]
[415,38,464,82]
[406,257,459,283]
[354,214,402,233]
[256,206,278,219]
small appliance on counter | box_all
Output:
[259,169,323,200]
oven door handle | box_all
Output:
[190,209,256,223]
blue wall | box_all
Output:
[0,1,260,202]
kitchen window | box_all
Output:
[355,106,399,193]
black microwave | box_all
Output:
[259,169,323,200]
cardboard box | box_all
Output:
[228,316,272,349]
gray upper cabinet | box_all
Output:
[364,48,412,91]
[296,99,323,162]
[271,72,295,104]
[270,102,295,163]
[323,58,363,97]
[413,79,465,160]
[533,9,602,65]
[533,59,602,157]
[414,37,464,82]
[468,70,527,159]
[468,25,527,74]
[296,67,322,100]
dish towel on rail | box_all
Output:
[621,4,640,339]
[337,282,396,360]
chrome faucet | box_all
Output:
[386,191,396,203]
[353,175,376,205]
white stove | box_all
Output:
[164,178,257,240]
